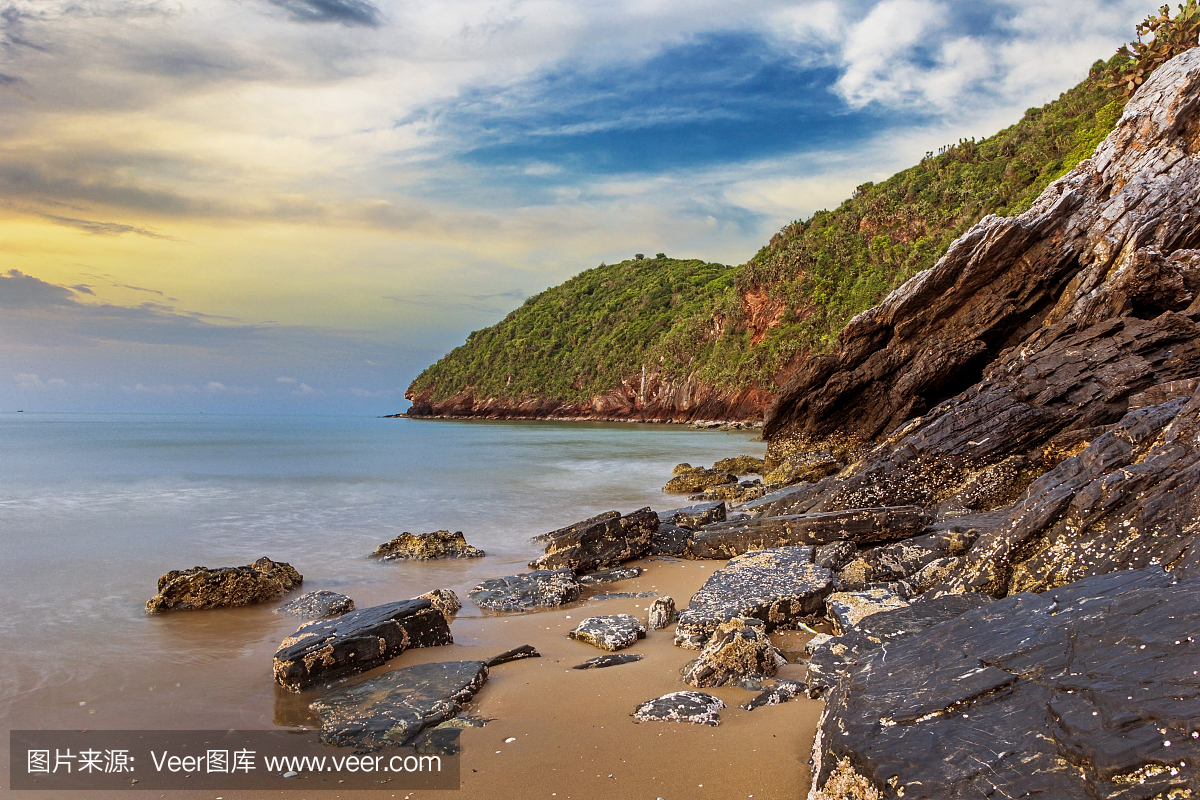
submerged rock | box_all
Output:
[146,556,302,613]
[663,468,737,494]
[809,568,1200,800]
[573,653,643,669]
[469,569,582,612]
[417,588,462,618]
[568,614,646,651]
[578,566,642,584]
[273,599,452,692]
[632,691,725,726]
[530,509,658,572]
[681,617,783,688]
[309,660,487,751]
[371,530,485,561]
[689,506,933,558]
[675,546,833,648]
[275,590,354,619]
[647,596,676,630]
[825,588,908,633]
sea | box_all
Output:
[0,413,763,742]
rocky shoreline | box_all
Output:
[143,49,1200,800]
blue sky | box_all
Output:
[0,0,1158,413]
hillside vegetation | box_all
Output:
[407,55,1127,411]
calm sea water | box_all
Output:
[0,413,762,736]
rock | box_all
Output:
[907,556,963,592]
[662,468,737,494]
[712,455,765,474]
[573,653,643,669]
[671,462,700,475]
[762,451,841,486]
[647,596,676,630]
[742,679,805,711]
[809,568,1200,800]
[835,529,977,589]
[687,479,766,504]
[631,691,725,726]
[417,588,461,617]
[371,530,484,561]
[658,501,727,528]
[681,618,783,688]
[590,591,656,600]
[146,556,302,613]
[689,506,932,559]
[273,599,453,692]
[578,566,642,584]
[814,541,857,571]
[806,592,995,700]
[648,523,693,557]
[469,569,582,612]
[530,509,658,572]
[275,590,354,619]
[825,589,908,633]
[409,727,461,756]
[674,546,833,648]
[485,644,540,667]
[804,632,834,656]
[568,614,646,651]
[309,660,487,751]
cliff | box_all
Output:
[405,58,1126,421]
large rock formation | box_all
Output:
[689,506,932,559]
[146,557,302,613]
[808,568,1200,799]
[758,48,1200,601]
[273,599,452,692]
[530,509,658,571]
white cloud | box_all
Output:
[14,373,69,389]
[122,383,199,395]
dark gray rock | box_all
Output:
[806,592,995,699]
[371,530,484,561]
[530,509,658,572]
[578,566,642,584]
[836,529,978,588]
[309,660,487,752]
[809,568,1200,800]
[273,599,453,692]
[485,644,539,667]
[146,556,302,613]
[742,679,805,711]
[658,501,727,529]
[681,618,783,688]
[647,596,676,630]
[689,506,933,559]
[568,614,646,651]
[573,653,643,669]
[469,569,582,612]
[648,523,693,557]
[632,691,724,726]
[814,540,857,571]
[275,590,355,619]
[825,588,908,633]
[674,546,832,648]
[409,727,460,756]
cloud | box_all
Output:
[41,214,172,238]
[205,381,257,394]
[293,382,315,395]
[265,0,382,27]
[122,383,198,395]
[14,373,67,389]
[276,376,297,383]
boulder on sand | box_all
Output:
[310,660,487,751]
[418,588,462,617]
[276,590,354,619]
[568,614,646,651]
[632,692,725,726]
[530,509,658,572]
[273,599,452,692]
[574,653,643,669]
[578,566,641,584]
[647,596,677,630]
[371,530,484,561]
[146,556,302,613]
[469,568,582,612]
[681,617,783,688]
[675,546,833,648]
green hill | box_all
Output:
[407,55,1127,414]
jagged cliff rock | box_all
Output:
[771,49,1200,800]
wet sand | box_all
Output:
[5,557,822,800]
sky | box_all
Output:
[0,0,1158,413]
